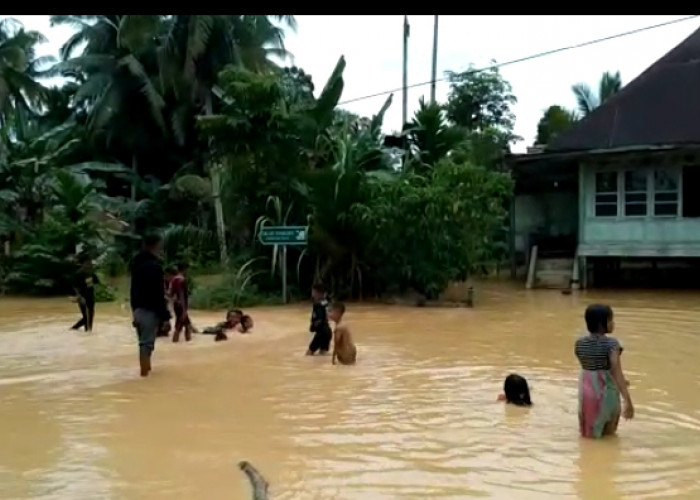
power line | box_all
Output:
[337,15,700,106]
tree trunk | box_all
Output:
[131,154,137,201]
[211,162,227,264]
[205,92,228,264]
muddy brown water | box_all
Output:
[1,282,700,499]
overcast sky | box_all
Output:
[12,15,700,152]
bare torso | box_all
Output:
[333,324,357,365]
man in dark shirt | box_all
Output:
[130,232,171,377]
[306,283,332,355]
[71,256,99,332]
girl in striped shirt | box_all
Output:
[575,304,634,438]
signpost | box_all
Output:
[258,226,308,303]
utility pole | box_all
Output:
[430,15,438,104]
[402,15,409,127]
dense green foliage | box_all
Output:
[535,105,578,146]
[0,15,516,305]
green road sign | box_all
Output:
[258,226,308,246]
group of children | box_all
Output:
[498,303,634,440]
[306,283,357,365]
[162,263,256,342]
[74,250,627,438]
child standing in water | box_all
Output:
[306,283,332,355]
[169,263,192,342]
[177,262,200,333]
[328,302,356,365]
[575,304,634,438]
[71,256,99,332]
[160,266,177,337]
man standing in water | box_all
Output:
[130,233,171,377]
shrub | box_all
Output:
[99,248,127,277]
[355,159,513,298]
[189,258,271,309]
[94,281,117,302]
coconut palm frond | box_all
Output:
[571,83,599,117]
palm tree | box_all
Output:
[50,15,168,199]
[156,15,297,147]
[0,18,51,142]
[403,97,464,171]
[157,15,296,263]
[232,15,297,72]
[571,70,622,117]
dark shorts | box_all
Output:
[133,308,160,357]
[308,327,332,353]
[174,303,190,327]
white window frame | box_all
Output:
[593,170,619,217]
[623,169,649,217]
[591,167,683,219]
[652,169,681,217]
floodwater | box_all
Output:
[1,283,700,500]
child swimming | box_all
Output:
[237,315,254,334]
[497,374,532,406]
[201,309,251,341]
[328,302,356,365]
[575,304,634,439]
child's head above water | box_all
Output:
[311,282,327,301]
[327,301,345,323]
[503,374,532,406]
[226,309,243,326]
[239,315,254,333]
[585,303,614,334]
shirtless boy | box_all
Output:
[328,302,357,365]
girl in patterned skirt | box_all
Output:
[575,304,634,438]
